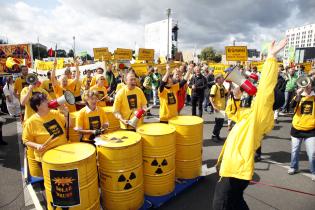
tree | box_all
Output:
[0,39,8,44]
[199,47,222,63]
[68,49,74,58]
[32,44,48,59]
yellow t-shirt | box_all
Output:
[20,87,51,121]
[75,106,108,141]
[210,84,227,110]
[90,85,108,107]
[115,83,125,93]
[292,95,315,131]
[53,84,76,112]
[158,83,179,121]
[22,110,68,161]
[73,80,82,98]
[113,86,147,129]
[14,76,28,97]
[41,79,56,99]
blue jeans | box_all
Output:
[290,136,315,174]
[281,91,294,112]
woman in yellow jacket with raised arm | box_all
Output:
[213,38,288,210]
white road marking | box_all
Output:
[260,156,314,179]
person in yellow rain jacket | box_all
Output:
[212,38,288,210]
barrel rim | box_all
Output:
[136,123,176,136]
[168,116,204,125]
[95,130,142,148]
[42,142,95,165]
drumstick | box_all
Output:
[42,134,56,147]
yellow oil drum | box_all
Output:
[96,131,143,210]
[42,143,99,210]
[169,116,203,179]
[26,147,43,177]
[137,123,176,196]
[102,106,120,133]
[69,111,80,142]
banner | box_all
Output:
[138,48,154,61]
[114,48,132,60]
[34,59,64,70]
[130,63,148,77]
[29,62,106,81]
[0,43,33,72]
[93,48,111,60]
[225,46,248,61]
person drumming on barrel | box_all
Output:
[22,93,69,166]
[158,63,192,123]
[74,90,109,144]
[113,70,147,130]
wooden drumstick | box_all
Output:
[42,134,56,147]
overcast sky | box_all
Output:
[0,0,314,54]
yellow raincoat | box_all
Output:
[217,58,277,180]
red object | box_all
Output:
[118,63,125,69]
[240,80,257,96]
[177,84,187,112]
[48,48,53,57]
[48,100,59,109]
[135,109,145,118]
[249,73,259,81]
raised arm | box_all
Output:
[162,64,171,82]
[252,38,288,133]
[51,60,58,86]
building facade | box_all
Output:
[284,24,315,58]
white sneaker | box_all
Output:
[288,168,298,175]
[312,174,315,181]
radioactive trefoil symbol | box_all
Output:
[118,172,136,190]
[151,159,168,174]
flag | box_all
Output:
[48,48,53,57]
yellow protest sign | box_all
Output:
[114,48,132,60]
[225,46,248,61]
[208,63,229,76]
[131,63,148,77]
[301,62,312,73]
[138,48,154,61]
[34,59,64,70]
[93,48,111,60]
[155,63,180,75]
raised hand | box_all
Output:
[268,38,288,58]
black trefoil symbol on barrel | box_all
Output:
[118,172,136,190]
[151,159,168,174]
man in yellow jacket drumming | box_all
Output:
[213,38,288,210]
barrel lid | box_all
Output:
[94,130,141,148]
[137,123,175,136]
[42,143,95,164]
[102,106,113,112]
[169,116,203,126]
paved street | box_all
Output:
[0,105,314,210]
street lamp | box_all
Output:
[166,8,171,61]
[73,36,76,57]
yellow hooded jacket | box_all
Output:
[217,58,277,180]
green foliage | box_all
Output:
[199,47,222,63]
